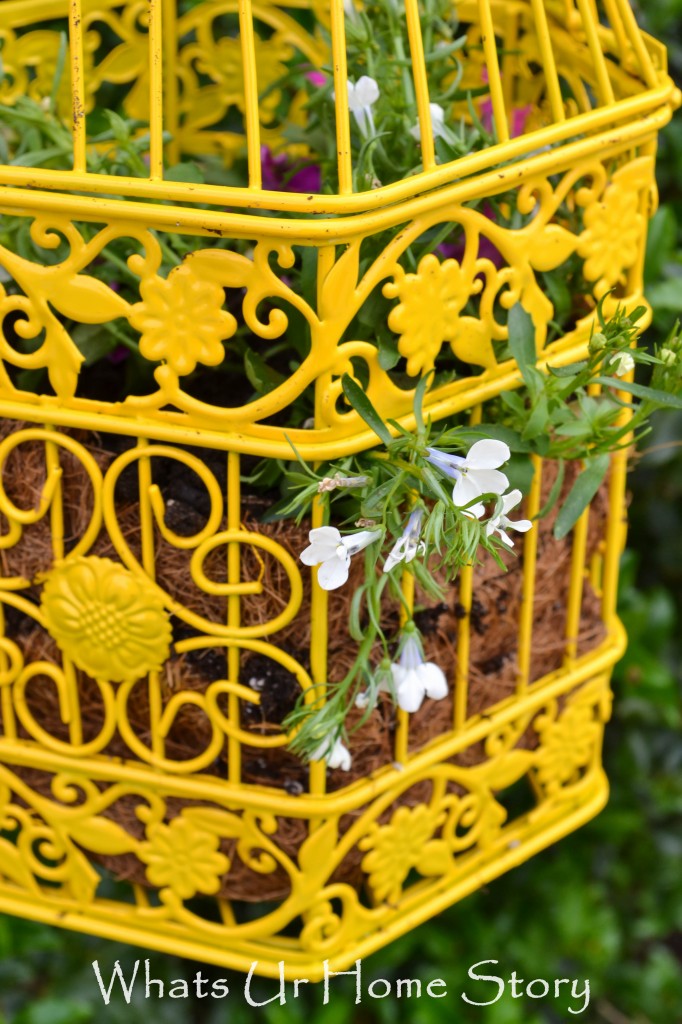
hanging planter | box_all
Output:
[0,0,679,981]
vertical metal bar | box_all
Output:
[239,0,263,189]
[404,0,435,172]
[602,0,629,64]
[0,605,17,740]
[516,455,542,691]
[148,0,164,179]
[218,898,237,925]
[586,380,605,597]
[137,439,163,759]
[454,564,473,729]
[453,403,483,729]
[317,245,335,309]
[308,493,328,797]
[132,884,151,907]
[330,0,353,194]
[629,139,657,294]
[394,572,414,765]
[590,546,604,597]
[529,0,567,122]
[161,0,180,166]
[226,451,242,784]
[68,0,87,171]
[44,428,64,563]
[602,405,631,626]
[309,252,334,798]
[478,0,509,143]
[564,505,589,662]
[612,0,659,88]
[45,429,82,745]
[0,434,16,738]
[575,0,615,106]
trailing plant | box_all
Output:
[279,303,682,764]
[1,1,680,771]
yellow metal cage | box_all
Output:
[0,0,678,979]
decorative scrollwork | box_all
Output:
[0,671,612,961]
[0,153,654,444]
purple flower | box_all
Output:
[477,68,532,140]
[260,145,321,194]
[108,344,130,365]
[479,97,532,139]
[306,71,326,87]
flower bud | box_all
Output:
[588,332,607,353]
[659,347,677,367]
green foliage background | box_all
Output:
[1,4,681,1021]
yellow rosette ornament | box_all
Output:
[40,556,172,682]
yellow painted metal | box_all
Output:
[0,0,677,979]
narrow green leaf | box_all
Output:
[421,464,454,506]
[508,303,537,384]
[244,350,285,395]
[12,146,68,167]
[361,474,404,517]
[341,374,393,445]
[554,454,610,540]
[165,161,205,183]
[593,377,682,409]
[547,360,589,378]
[499,390,526,415]
[348,584,366,643]
[521,393,550,441]
[413,369,434,434]
[49,32,68,112]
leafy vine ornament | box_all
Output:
[0,669,612,955]
[0,153,655,441]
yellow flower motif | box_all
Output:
[0,29,96,118]
[41,556,172,683]
[534,703,599,796]
[384,253,485,376]
[578,184,643,293]
[204,34,292,123]
[129,264,236,376]
[359,804,447,904]
[139,816,229,900]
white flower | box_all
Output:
[485,489,533,547]
[426,439,510,518]
[310,735,352,770]
[299,526,381,590]
[384,508,426,573]
[346,76,379,137]
[391,632,448,713]
[610,351,635,377]
[409,103,447,142]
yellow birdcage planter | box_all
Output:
[0,0,678,981]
